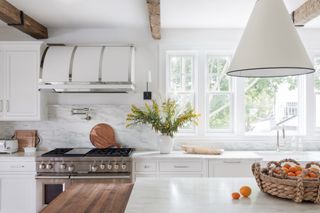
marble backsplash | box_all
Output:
[0,105,159,151]
[0,105,319,151]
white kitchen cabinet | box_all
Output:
[133,159,207,180]
[0,159,36,213]
[0,174,36,213]
[0,42,43,121]
[208,159,257,177]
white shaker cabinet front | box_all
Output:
[0,174,36,213]
[208,159,257,177]
[0,42,43,121]
[0,160,37,213]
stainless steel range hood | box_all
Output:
[39,44,135,93]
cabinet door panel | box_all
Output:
[209,160,256,177]
[4,50,39,120]
[0,50,4,118]
[0,175,36,213]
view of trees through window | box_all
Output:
[206,56,232,130]
[245,77,298,134]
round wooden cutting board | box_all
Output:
[89,123,120,148]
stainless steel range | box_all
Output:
[35,148,134,209]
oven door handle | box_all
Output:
[36,176,70,179]
[70,175,131,179]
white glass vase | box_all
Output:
[158,135,174,154]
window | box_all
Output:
[164,50,310,138]
[245,77,299,134]
[314,57,320,128]
[206,56,233,131]
[166,53,196,131]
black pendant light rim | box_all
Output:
[227,67,315,78]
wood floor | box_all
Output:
[41,183,134,213]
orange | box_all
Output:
[240,186,252,197]
[287,172,296,177]
[288,167,298,173]
[232,192,240,200]
[283,163,291,169]
[309,172,318,178]
[282,167,289,174]
[295,170,302,176]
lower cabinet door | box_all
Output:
[0,174,36,213]
[209,160,257,177]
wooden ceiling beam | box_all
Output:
[0,0,48,39]
[146,0,160,40]
[292,0,320,26]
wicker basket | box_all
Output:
[252,159,320,203]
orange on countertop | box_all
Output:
[232,192,240,200]
[240,186,252,198]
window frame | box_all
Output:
[165,50,199,135]
[204,54,234,133]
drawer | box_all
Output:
[159,160,202,172]
[159,173,203,178]
[209,159,256,177]
[135,160,157,172]
[0,161,36,172]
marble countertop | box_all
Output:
[0,151,44,161]
[125,178,320,213]
[132,151,263,160]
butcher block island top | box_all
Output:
[41,183,133,213]
[125,178,320,213]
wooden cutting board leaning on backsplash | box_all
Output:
[90,123,120,148]
[13,130,40,152]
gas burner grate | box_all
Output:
[86,148,134,157]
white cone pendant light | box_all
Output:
[227,0,314,77]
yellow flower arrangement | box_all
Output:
[126,99,200,137]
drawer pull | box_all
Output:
[174,165,189,169]
[223,161,241,164]
[144,165,150,168]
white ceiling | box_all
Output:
[0,0,320,29]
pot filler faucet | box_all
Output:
[275,115,297,152]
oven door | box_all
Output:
[36,175,71,211]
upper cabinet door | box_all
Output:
[4,49,40,120]
[0,49,4,118]
[101,47,134,83]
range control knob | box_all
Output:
[60,164,67,170]
[91,165,98,172]
[121,164,127,170]
[114,164,119,170]
[107,164,113,170]
[68,165,75,172]
[39,163,46,169]
[100,164,106,170]
[46,163,53,170]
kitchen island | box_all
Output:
[125,178,320,213]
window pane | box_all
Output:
[207,56,231,91]
[245,77,298,134]
[207,94,231,129]
[169,93,195,130]
[169,56,193,92]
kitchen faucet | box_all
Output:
[275,115,297,152]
